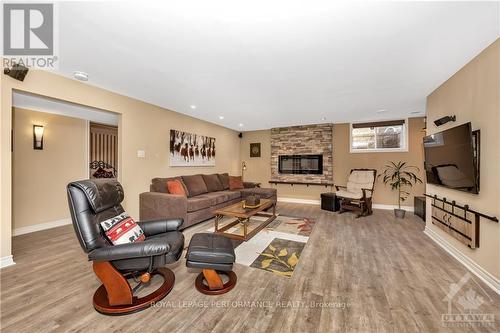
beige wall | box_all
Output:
[426,39,499,279]
[240,118,426,204]
[333,118,426,206]
[12,108,87,230]
[1,69,241,259]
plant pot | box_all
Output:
[394,209,406,219]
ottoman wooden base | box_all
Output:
[195,269,237,295]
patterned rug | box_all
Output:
[207,215,315,278]
[249,237,306,278]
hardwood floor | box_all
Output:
[1,203,499,332]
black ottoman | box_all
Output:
[186,233,237,295]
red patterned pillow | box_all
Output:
[100,212,145,245]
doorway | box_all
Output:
[89,122,118,178]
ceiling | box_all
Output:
[55,1,499,131]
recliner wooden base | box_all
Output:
[195,269,237,295]
[93,262,175,315]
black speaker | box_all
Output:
[4,63,29,81]
[238,132,243,138]
[434,115,456,127]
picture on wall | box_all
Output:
[170,129,216,166]
[250,143,261,157]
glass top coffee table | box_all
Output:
[213,199,277,241]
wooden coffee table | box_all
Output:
[213,199,277,241]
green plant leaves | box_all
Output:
[379,160,423,204]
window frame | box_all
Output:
[349,119,409,153]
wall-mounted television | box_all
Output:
[423,122,479,194]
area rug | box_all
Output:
[206,215,315,278]
[249,237,306,277]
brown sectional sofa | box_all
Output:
[140,173,277,229]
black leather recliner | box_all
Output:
[67,179,184,315]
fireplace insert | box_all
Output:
[278,154,323,174]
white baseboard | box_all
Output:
[372,204,414,212]
[0,255,16,269]
[424,226,500,295]
[13,218,72,236]
[277,197,414,212]
[278,197,321,205]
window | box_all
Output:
[350,120,408,152]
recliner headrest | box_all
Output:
[68,179,124,213]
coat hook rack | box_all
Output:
[424,194,498,222]
[424,193,498,249]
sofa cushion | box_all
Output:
[222,190,241,201]
[151,177,188,194]
[336,189,371,199]
[218,173,230,190]
[182,174,209,197]
[346,170,375,195]
[229,176,244,190]
[203,191,239,205]
[187,195,214,212]
[240,187,277,200]
[151,177,169,193]
[202,174,224,192]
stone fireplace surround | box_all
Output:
[270,124,333,184]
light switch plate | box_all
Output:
[137,150,146,158]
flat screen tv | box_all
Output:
[423,122,479,194]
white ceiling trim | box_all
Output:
[12,91,119,126]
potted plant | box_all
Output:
[379,161,422,218]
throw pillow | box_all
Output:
[218,173,230,190]
[182,174,209,197]
[100,212,145,245]
[167,179,187,196]
[92,167,115,178]
[229,176,244,190]
[202,174,224,192]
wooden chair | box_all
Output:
[335,169,377,217]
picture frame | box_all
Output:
[250,143,261,157]
[170,129,216,166]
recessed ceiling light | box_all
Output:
[190,105,196,109]
[219,116,224,120]
[376,109,387,113]
[73,71,88,81]
[238,123,244,127]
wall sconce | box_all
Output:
[33,125,44,150]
